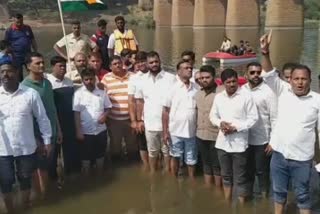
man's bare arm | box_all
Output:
[54,44,68,61]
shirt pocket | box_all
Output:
[13,98,30,116]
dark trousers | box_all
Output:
[197,137,221,176]
[0,153,36,193]
[248,144,271,194]
[217,149,250,197]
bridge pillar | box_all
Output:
[193,0,227,27]
[171,0,194,26]
[225,0,260,27]
[265,0,304,28]
[171,28,194,66]
[269,29,303,69]
[154,0,172,26]
[154,28,173,66]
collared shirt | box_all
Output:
[209,88,258,153]
[73,86,112,135]
[45,73,73,89]
[263,69,320,161]
[56,33,97,59]
[4,24,34,62]
[242,82,277,146]
[107,29,139,55]
[195,86,223,141]
[0,85,52,156]
[22,77,58,142]
[175,69,201,90]
[135,70,176,131]
[101,71,132,120]
[163,80,198,138]
[65,69,99,90]
[128,71,147,95]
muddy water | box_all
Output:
[0,25,320,213]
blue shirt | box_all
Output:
[5,24,34,63]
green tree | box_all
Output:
[305,0,320,20]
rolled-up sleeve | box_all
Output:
[32,92,52,145]
[56,36,67,48]
[262,68,289,96]
[134,85,143,99]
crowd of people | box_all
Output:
[0,13,319,214]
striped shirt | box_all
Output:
[101,72,132,120]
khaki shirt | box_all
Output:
[195,86,222,141]
[56,33,96,59]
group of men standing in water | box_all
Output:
[0,12,319,214]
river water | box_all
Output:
[0,26,320,213]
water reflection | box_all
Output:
[269,29,303,69]
[171,28,194,68]
[193,28,225,67]
[154,27,172,67]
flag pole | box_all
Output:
[57,0,71,67]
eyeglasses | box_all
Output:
[249,70,262,75]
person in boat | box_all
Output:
[107,16,139,57]
[244,41,254,54]
[231,45,239,56]
[219,36,232,53]
[238,40,246,55]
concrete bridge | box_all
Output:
[153,0,304,28]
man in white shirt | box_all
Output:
[128,51,149,170]
[135,51,176,174]
[242,61,277,198]
[261,32,320,214]
[73,68,112,175]
[209,68,258,203]
[0,62,52,213]
[162,61,198,181]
